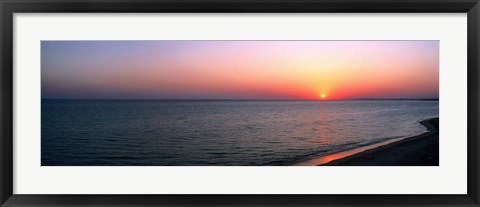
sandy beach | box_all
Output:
[325,117,439,166]
[294,117,439,166]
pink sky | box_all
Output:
[42,41,439,100]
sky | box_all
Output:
[41,41,439,100]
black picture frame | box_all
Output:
[1,0,479,206]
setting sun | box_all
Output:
[42,41,439,100]
[40,40,440,167]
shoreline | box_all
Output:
[294,117,439,166]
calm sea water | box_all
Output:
[41,100,439,166]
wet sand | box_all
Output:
[294,117,439,166]
[323,117,439,166]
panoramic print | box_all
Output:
[41,40,439,166]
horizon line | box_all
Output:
[41,98,440,101]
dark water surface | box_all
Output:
[41,100,439,166]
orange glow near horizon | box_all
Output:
[41,41,439,100]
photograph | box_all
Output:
[41,40,439,166]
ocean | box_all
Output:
[41,100,439,166]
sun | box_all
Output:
[320,94,326,99]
